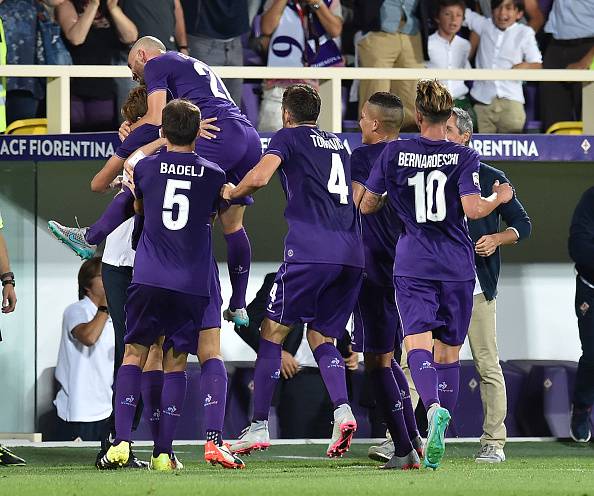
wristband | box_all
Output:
[97,305,109,315]
[1,271,14,281]
[178,45,188,50]
[2,279,15,288]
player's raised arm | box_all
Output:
[222,154,282,200]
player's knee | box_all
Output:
[163,348,188,372]
[433,342,461,364]
[306,328,332,351]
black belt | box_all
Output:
[552,37,594,46]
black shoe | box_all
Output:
[125,450,149,469]
[570,406,592,443]
[0,445,26,466]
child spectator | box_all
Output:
[465,0,542,133]
[427,0,475,124]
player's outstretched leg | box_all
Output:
[407,348,450,469]
[48,221,96,260]
[201,357,245,469]
[310,338,357,457]
[229,336,281,455]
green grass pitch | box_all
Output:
[2,442,594,496]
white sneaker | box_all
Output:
[475,444,506,463]
[228,421,271,455]
[327,404,357,458]
[223,307,250,327]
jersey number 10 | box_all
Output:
[408,170,447,223]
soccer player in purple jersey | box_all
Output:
[222,84,364,458]
[360,80,513,469]
[98,100,243,471]
[351,92,422,470]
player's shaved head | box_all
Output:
[130,36,166,54]
[162,99,202,146]
[282,84,321,126]
[367,92,404,134]
[127,36,166,83]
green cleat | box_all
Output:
[423,405,451,470]
[48,220,96,260]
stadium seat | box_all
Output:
[449,360,484,438]
[5,118,48,135]
[501,362,527,437]
[545,121,583,135]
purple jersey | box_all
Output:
[351,142,402,287]
[366,137,481,281]
[132,150,225,296]
[144,51,251,124]
[115,124,160,160]
[265,126,364,268]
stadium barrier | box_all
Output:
[1,65,594,134]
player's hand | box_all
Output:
[281,350,299,379]
[492,180,513,204]
[475,233,500,258]
[220,182,236,201]
[567,56,592,70]
[118,120,132,142]
[344,349,359,371]
[199,117,220,140]
[2,284,16,314]
[109,175,123,190]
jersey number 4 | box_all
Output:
[327,153,349,205]
[162,179,191,230]
[408,170,447,223]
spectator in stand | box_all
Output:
[356,0,424,131]
[258,0,343,132]
[54,258,115,441]
[540,0,594,131]
[465,0,542,133]
[0,0,65,126]
[182,0,250,106]
[427,0,475,126]
[56,0,138,132]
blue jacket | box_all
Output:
[568,186,594,284]
[467,163,532,301]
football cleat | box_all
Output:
[423,405,451,470]
[570,406,592,443]
[475,444,506,464]
[368,435,424,462]
[327,404,357,458]
[380,449,421,470]
[97,441,130,469]
[0,445,26,466]
[150,453,177,472]
[224,307,250,327]
[229,421,271,455]
[204,441,245,469]
[48,220,96,260]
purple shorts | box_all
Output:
[197,118,261,207]
[394,276,474,346]
[266,263,363,339]
[352,278,402,354]
[124,283,208,350]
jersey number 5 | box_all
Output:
[163,179,191,230]
[408,170,447,223]
[327,153,349,205]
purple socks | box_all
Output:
[200,358,228,438]
[313,343,349,409]
[114,364,142,444]
[371,367,413,457]
[154,371,187,456]
[224,227,251,310]
[141,370,164,443]
[86,189,135,246]
[407,349,440,410]
[391,358,420,440]
[252,338,282,421]
[435,361,460,413]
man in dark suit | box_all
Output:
[234,273,359,438]
[446,108,531,464]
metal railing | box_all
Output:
[1,65,593,134]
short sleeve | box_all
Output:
[63,304,91,339]
[115,124,161,159]
[458,149,481,197]
[265,128,292,163]
[350,148,369,185]
[365,145,391,196]
[521,28,543,64]
[144,57,169,96]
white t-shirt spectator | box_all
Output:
[54,296,115,422]
[427,32,471,99]
[465,8,542,104]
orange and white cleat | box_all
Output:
[326,404,357,458]
[204,441,246,469]
[228,421,271,455]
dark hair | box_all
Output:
[435,0,466,16]
[121,86,148,122]
[368,92,405,131]
[282,84,321,124]
[491,0,524,11]
[415,79,454,123]
[78,257,102,300]
[161,99,202,146]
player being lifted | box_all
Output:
[49,36,260,326]
[360,80,513,469]
[222,84,364,458]
[98,99,243,471]
[351,92,422,470]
